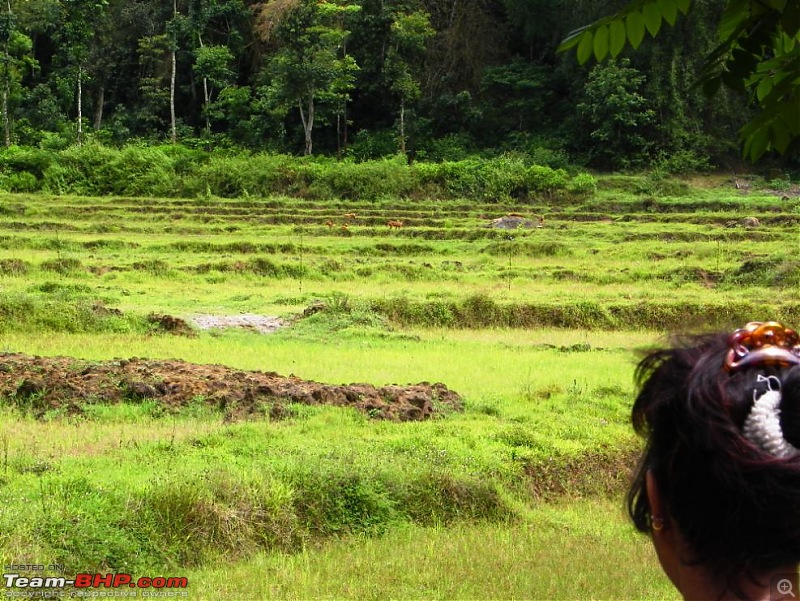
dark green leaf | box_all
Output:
[643,3,662,36]
[577,30,594,64]
[781,103,800,134]
[772,121,791,153]
[718,0,750,43]
[609,20,626,57]
[728,48,760,80]
[756,75,773,101]
[593,24,609,61]
[783,1,800,36]
[657,0,678,25]
[675,0,691,15]
[722,69,747,90]
[744,124,770,160]
[626,11,646,49]
[558,26,588,52]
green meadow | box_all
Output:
[0,174,795,599]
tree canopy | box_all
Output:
[560,0,800,160]
[0,0,765,169]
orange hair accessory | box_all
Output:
[724,321,800,373]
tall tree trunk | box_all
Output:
[2,0,8,146]
[170,0,177,144]
[398,99,406,155]
[298,95,314,155]
[343,99,348,152]
[77,65,83,146]
[2,16,9,147]
[340,39,348,155]
[198,34,210,135]
[2,82,8,147]
[94,86,104,130]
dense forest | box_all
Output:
[0,0,758,169]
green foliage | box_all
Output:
[480,61,549,134]
[560,0,690,62]
[0,146,53,179]
[526,165,568,198]
[576,59,656,168]
[561,0,800,161]
[348,130,398,161]
[567,172,598,197]
[259,0,361,155]
[315,155,415,200]
[1,170,38,192]
[194,46,235,89]
[653,149,712,174]
[413,157,531,201]
[0,293,142,334]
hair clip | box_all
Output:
[724,321,800,373]
[742,375,800,459]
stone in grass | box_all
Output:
[486,216,535,229]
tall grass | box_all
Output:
[187,500,674,600]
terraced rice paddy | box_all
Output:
[0,177,797,599]
[0,183,798,325]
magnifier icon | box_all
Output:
[778,579,796,598]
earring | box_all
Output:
[651,516,664,532]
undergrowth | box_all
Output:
[0,402,639,574]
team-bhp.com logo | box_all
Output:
[3,570,189,598]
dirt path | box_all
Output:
[0,353,461,421]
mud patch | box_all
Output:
[0,353,462,421]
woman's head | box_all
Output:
[628,322,800,590]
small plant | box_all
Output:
[326,292,351,314]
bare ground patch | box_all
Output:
[0,353,462,421]
[191,314,287,334]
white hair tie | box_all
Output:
[742,375,800,459]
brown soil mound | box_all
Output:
[0,353,462,422]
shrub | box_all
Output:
[0,146,54,179]
[0,293,141,334]
[348,130,399,161]
[428,159,483,199]
[528,146,571,169]
[653,149,713,175]
[105,146,178,196]
[0,258,30,275]
[526,165,569,197]
[480,155,528,201]
[316,156,415,200]
[567,173,597,198]
[40,258,83,274]
[420,133,475,162]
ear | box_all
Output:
[646,469,665,528]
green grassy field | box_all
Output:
[2,175,793,599]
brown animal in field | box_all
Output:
[507,212,525,218]
[387,220,404,229]
[341,223,349,230]
[537,215,545,228]
[343,212,357,220]
[326,220,335,229]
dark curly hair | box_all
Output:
[627,331,800,589]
